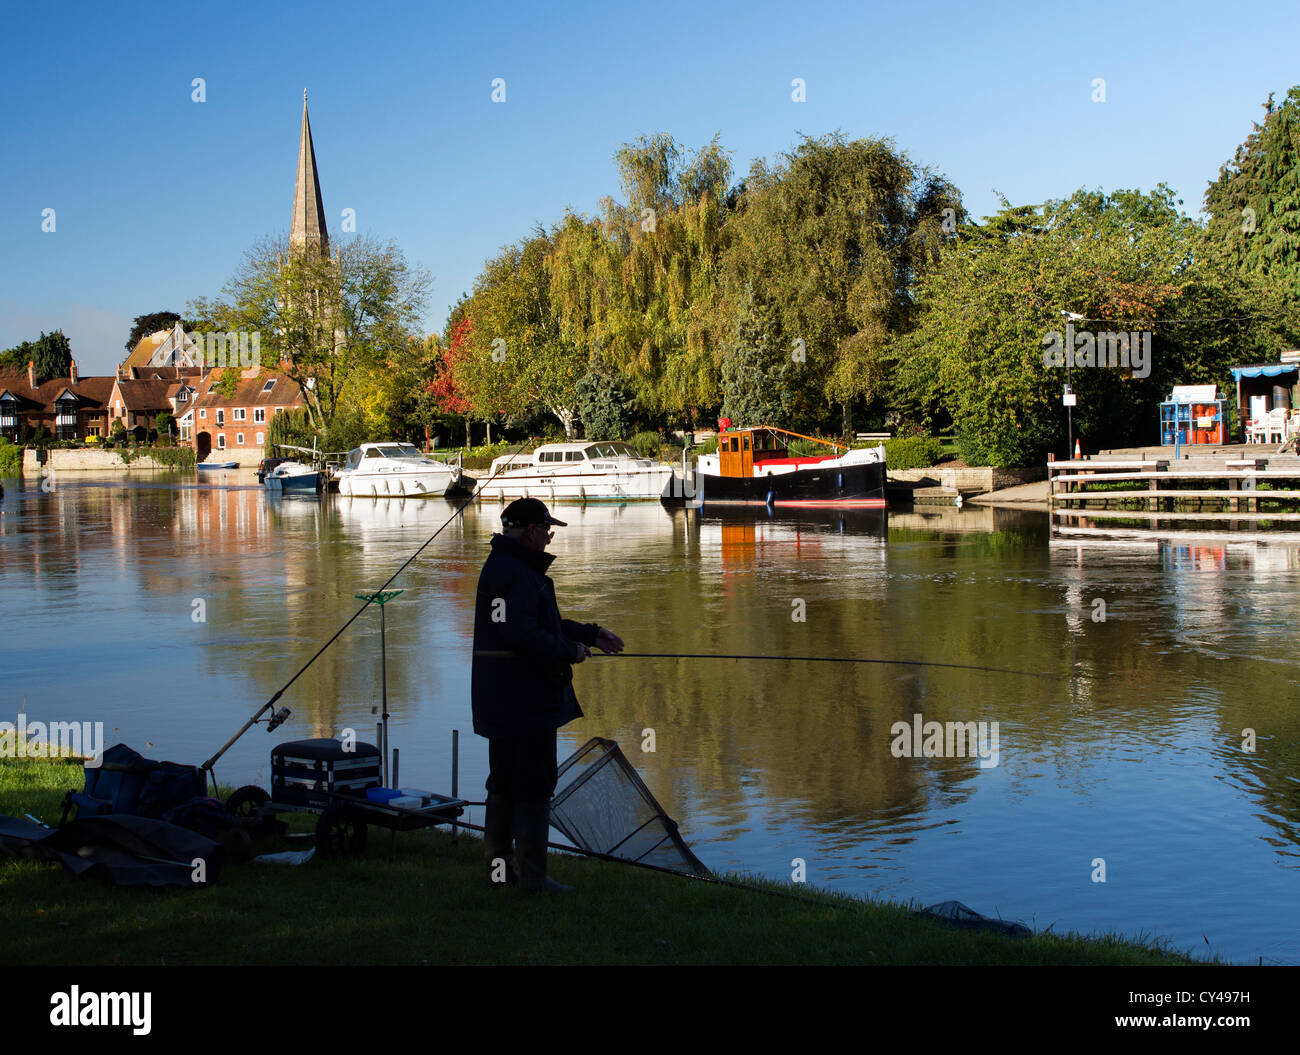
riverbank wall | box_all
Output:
[888,465,1045,502]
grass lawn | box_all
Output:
[0,756,1205,966]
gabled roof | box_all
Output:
[0,369,114,410]
[123,323,203,371]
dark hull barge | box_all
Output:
[695,425,887,507]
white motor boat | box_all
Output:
[477,441,679,501]
[334,442,460,498]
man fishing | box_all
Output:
[471,497,624,893]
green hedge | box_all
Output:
[0,438,21,478]
[630,431,661,458]
[883,436,943,470]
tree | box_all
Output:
[722,134,963,430]
[719,284,795,427]
[155,411,173,439]
[2,331,74,382]
[574,353,634,439]
[549,135,735,421]
[211,233,430,431]
[1203,86,1300,333]
[459,227,584,436]
[423,320,476,445]
[267,406,317,451]
[32,331,72,383]
[125,311,181,353]
[890,187,1282,466]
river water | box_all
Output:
[2,473,1298,964]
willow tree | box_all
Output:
[548,134,734,423]
[721,133,963,431]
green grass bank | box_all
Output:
[0,756,1203,966]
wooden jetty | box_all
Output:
[1047,446,1300,518]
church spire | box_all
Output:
[291,92,329,256]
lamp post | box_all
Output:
[1060,310,1084,457]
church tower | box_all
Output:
[290,91,329,257]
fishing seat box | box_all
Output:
[271,738,381,809]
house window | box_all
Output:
[262,379,276,392]
[217,434,226,450]
[255,432,264,445]
[199,409,207,419]
[234,408,246,421]
[254,408,265,423]
[177,389,188,402]
[236,432,245,446]
[274,407,283,415]
[216,411,224,426]
[88,425,101,436]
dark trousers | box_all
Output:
[486,730,558,801]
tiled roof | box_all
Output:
[123,331,172,369]
[125,365,203,381]
[75,376,116,403]
[190,368,307,410]
[116,378,175,411]
[0,369,114,410]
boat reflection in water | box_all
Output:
[684,504,887,571]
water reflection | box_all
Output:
[3,479,1299,963]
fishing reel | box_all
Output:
[266,707,292,732]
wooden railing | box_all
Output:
[1048,453,1300,515]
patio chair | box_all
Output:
[1247,417,1269,443]
[1266,408,1289,444]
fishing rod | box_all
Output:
[203,442,530,786]
[474,650,1066,681]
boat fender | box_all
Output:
[765,489,774,507]
[837,472,843,490]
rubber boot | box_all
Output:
[483,792,517,886]
[515,799,572,893]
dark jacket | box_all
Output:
[471,533,600,738]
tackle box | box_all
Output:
[271,738,382,808]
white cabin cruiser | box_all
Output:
[334,442,460,498]
[478,441,678,501]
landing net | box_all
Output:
[550,738,710,877]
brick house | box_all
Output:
[187,367,308,464]
[105,369,200,441]
[0,360,115,441]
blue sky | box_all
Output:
[2,0,1296,375]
